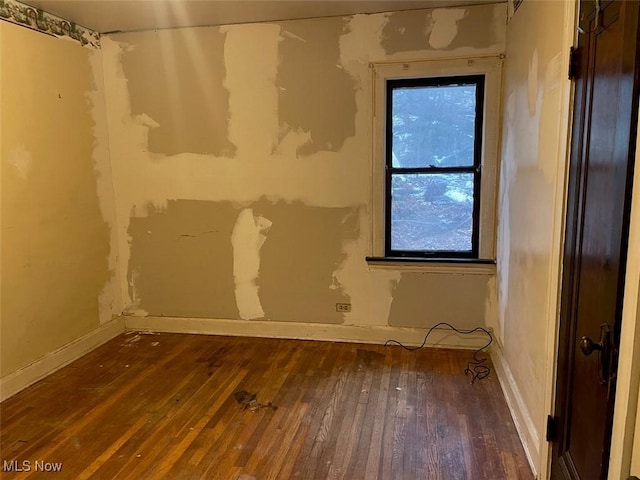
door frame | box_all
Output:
[536,0,577,478]
[608,116,640,479]
[540,1,640,479]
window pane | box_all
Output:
[391,84,477,168]
[391,173,474,252]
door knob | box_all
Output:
[579,323,611,384]
[579,336,603,355]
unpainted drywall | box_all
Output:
[388,273,490,329]
[103,3,506,330]
[117,28,235,157]
[222,23,281,159]
[1,21,116,377]
[277,17,357,156]
[128,200,239,319]
[496,0,573,471]
[254,200,359,324]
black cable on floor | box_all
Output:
[384,322,493,384]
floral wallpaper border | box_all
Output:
[0,0,99,48]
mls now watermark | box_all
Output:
[3,460,63,472]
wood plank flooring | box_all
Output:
[0,333,533,479]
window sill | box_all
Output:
[365,256,496,274]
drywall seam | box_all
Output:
[89,47,123,323]
[231,208,271,320]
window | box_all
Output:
[386,75,485,258]
[370,58,502,267]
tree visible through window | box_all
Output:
[385,75,485,258]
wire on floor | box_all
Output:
[384,322,493,384]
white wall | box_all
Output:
[494,0,575,475]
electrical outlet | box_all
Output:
[336,303,352,312]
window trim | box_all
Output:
[384,75,486,259]
[369,57,503,267]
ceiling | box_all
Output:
[23,0,499,34]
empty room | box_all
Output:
[2,0,640,479]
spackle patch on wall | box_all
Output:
[428,9,466,49]
[231,208,272,320]
[127,200,239,319]
[254,199,359,324]
[117,28,236,157]
[7,145,32,179]
[276,17,357,157]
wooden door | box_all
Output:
[551,1,640,479]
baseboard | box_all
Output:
[0,316,126,402]
[490,342,539,477]
[125,315,490,349]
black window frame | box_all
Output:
[384,74,486,259]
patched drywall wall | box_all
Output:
[496,0,573,472]
[117,29,235,157]
[103,4,505,332]
[1,21,120,377]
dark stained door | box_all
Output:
[551,1,640,479]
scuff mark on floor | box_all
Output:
[233,390,277,412]
[120,334,141,347]
[237,475,257,480]
[356,349,384,367]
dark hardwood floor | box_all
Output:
[0,332,533,479]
